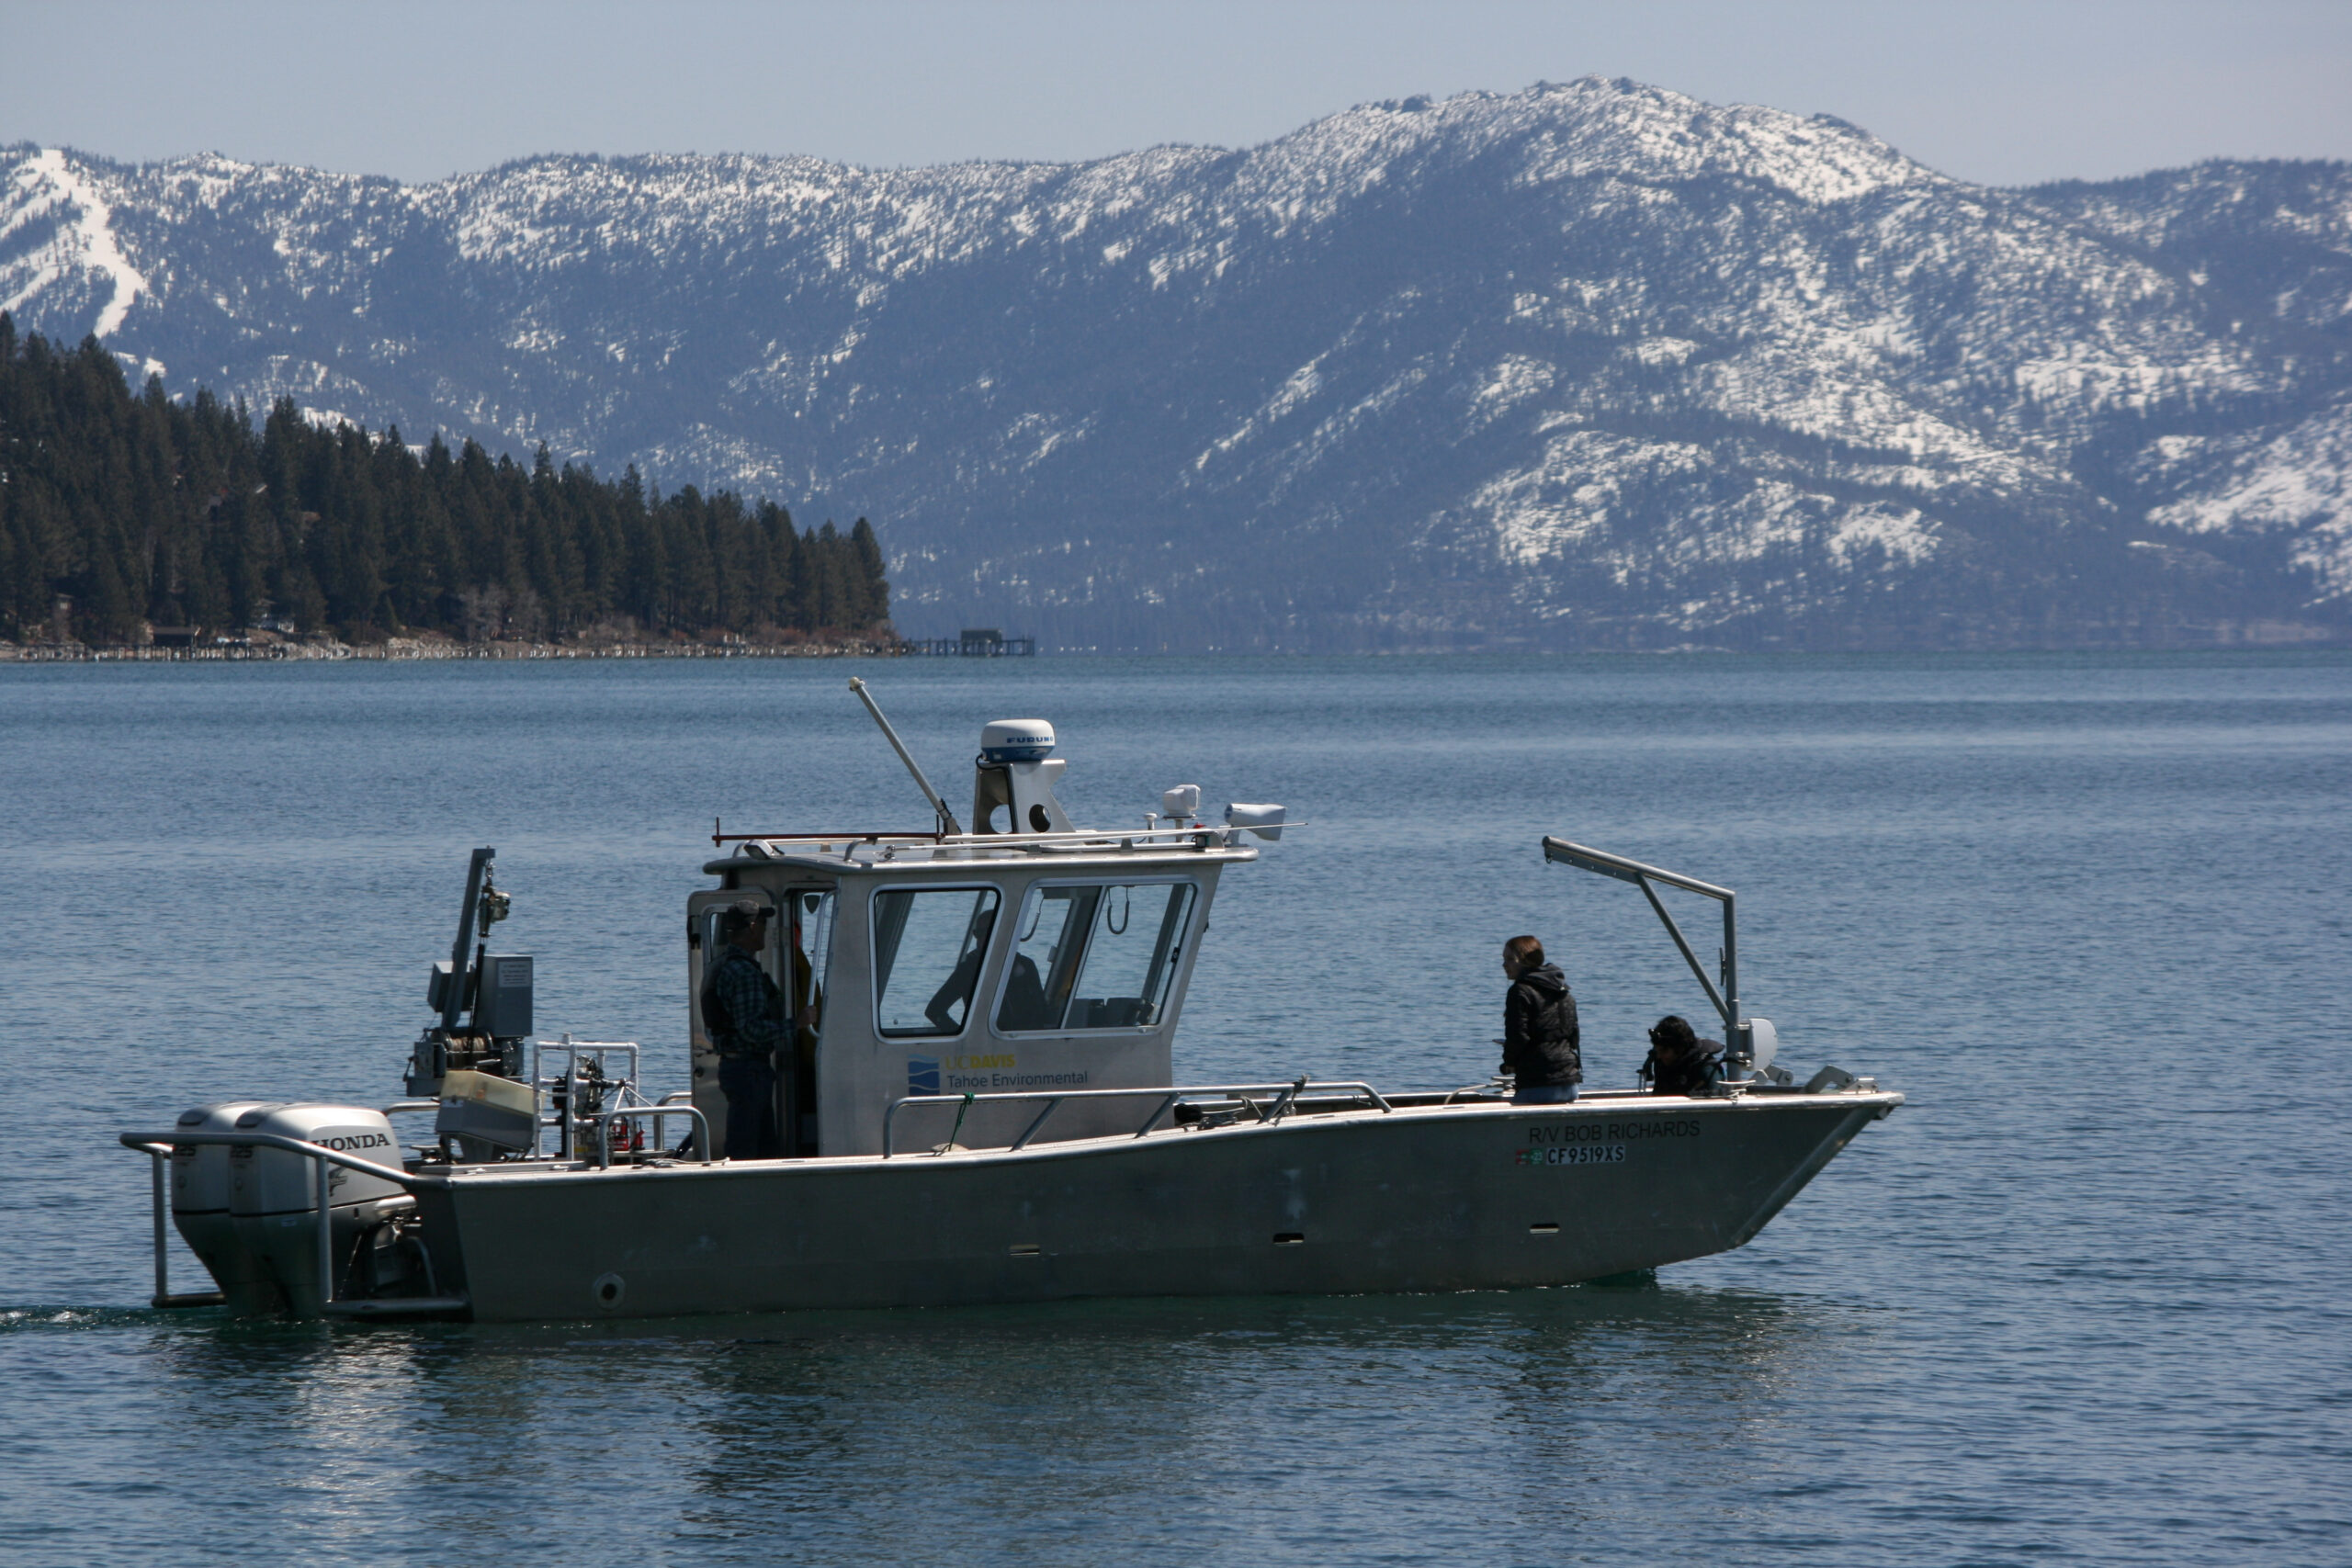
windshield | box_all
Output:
[998,881,1195,1032]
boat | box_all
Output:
[119,680,1903,1321]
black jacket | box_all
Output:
[1645,1037,1725,1097]
[1503,964,1581,1088]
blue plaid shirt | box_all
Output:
[708,946,785,1056]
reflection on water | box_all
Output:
[4,1282,1857,1562]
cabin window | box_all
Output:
[996,885,1099,1032]
[997,881,1196,1033]
[791,889,834,1035]
[872,887,1001,1037]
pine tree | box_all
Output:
[849,516,889,629]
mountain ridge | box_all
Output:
[4,77,2347,649]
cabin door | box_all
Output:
[781,887,835,1156]
[686,890,774,1159]
[686,885,835,1160]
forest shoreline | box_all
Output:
[2,327,897,651]
[0,635,907,663]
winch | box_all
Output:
[402,846,536,1158]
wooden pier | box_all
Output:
[903,627,1036,657]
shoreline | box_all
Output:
[0,637,906,663]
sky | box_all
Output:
[7,0,2350,188]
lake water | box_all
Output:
[2,653,2346,1564]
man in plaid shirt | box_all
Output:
[705,900,786,1159]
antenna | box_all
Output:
[848,677,963,836]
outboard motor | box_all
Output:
[168,1101,281,1314]
[973,718,1075,835]
[225,1104,409,1314]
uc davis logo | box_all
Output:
[907,1057,940,1096]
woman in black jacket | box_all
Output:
[1501,935,1581,1103]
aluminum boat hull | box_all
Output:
[404,1090,1896,1321]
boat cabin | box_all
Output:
[686,719,1281,1158]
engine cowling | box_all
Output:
[224,1104,409,1313]
[169,1102,279,1313]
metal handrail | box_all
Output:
[714,828,944,846]
[119,1129,446,1314]
[117,1102,709,1318]
[939,826,1243,850]
[880,1078,1393,1158]
[533,1038,645,1159]
[722,823,1280,861]
[588,1103,712,1167]
[119,1129,434,1190]
[132,1143,222,1309]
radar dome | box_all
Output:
[979,719,1057,764]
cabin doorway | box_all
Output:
[783,888,834,1155]
[686,886,833,1159]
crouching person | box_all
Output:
[1642,1015,1724,1097]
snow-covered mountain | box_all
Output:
[5,78,2347,648]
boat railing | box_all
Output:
[586,1103,712,1167]
[533,1038,641,1097]
[716,821,1297,861]
[117,1128,451,1315]
[520,1038,709,1163]
[118,1104,715,1317]
[880,1077,1392,1158]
